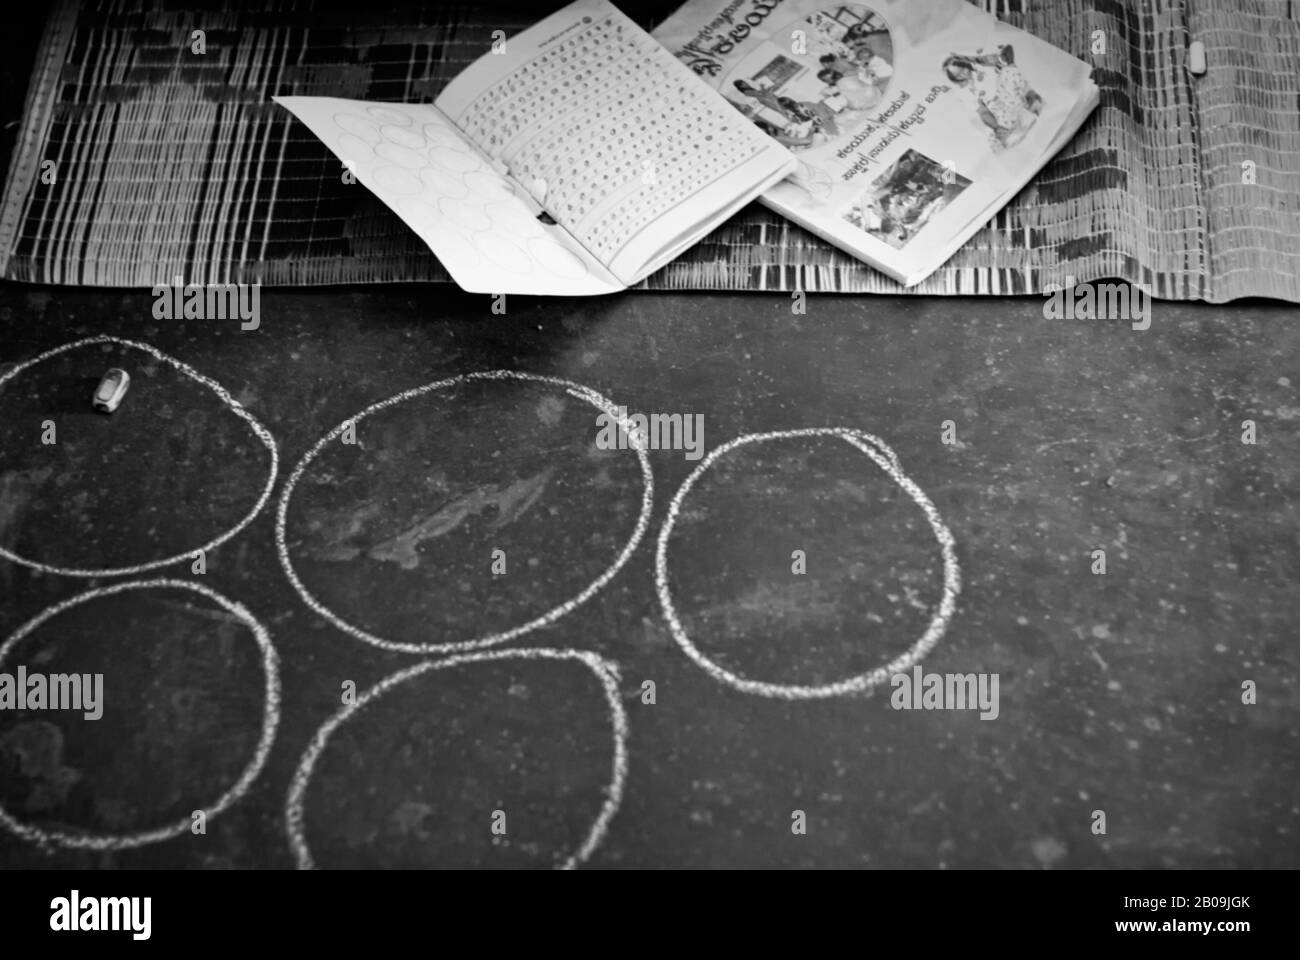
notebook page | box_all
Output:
[436,0,796,285]
[273,96,624,296]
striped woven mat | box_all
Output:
[1,0,1297,300]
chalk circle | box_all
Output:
[422,121,470,150]
[366,105,411,126]
[0,578,280,852]
[654,427,960,700]
[430,145,482,174]
[375,140,428,170]
[380,123,428,150]
[473,233,534,274]
[285,647,627,870]
[419,165,469,199]
[0,335,279,578]
[276,371,653,655]
[369,164,422,196]
[333,112,381,143]
[528,236,591,279]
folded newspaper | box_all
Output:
[654,0,1100,286]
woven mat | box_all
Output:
[1,0,1297,301]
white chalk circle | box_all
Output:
[369,164,422,196]
[655,428,960,700]
[285,647,627,870]
[276,371,653,655]
[0,336,279,578]
[0,578,280,851]
[366,105,411,126]
[333,113,381,144]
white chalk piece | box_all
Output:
[275,370,654,656]
[0,578,281,851]
[655,428,961,700]
[285,647,627,870]
[1188,40,1207,75]
[92,367,130,413]
[0,335,280,578]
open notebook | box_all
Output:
[275,0,796,295]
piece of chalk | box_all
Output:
[1188,40,1207,75]
[92,367,130,413]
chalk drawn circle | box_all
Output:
[285,647,626,869]
[336,133,375,161]
[333,113,381,144]
[422,122,469,150]
[528,237,591,279]
[380,124,428,150]
[419,165,469,198]
[0,578,280,851]
[276,371,654,655]
[473,234,534,274]
[0,336,279,578]
[375,140,428,170]
[370,165,422,196]
[437,196,492,232]
[366,105,411,126]
[655,428,959,699]
[430,146,481,174]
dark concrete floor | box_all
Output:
[0,285,1296,868]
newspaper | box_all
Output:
[654,0,1100,286]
